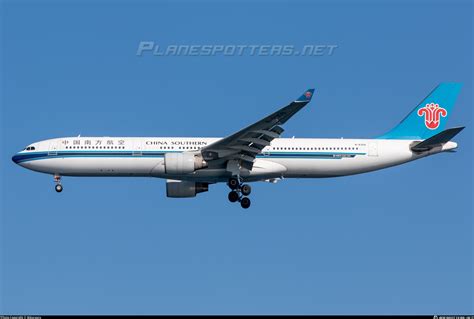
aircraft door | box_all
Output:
[48,140,59,155]
[132,140,142,156]
[368,142,378,157]
[263,146,270,157]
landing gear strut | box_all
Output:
[54,175,63,193]
[227,177,252,209]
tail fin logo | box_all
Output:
[417,103,447,130]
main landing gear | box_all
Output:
[54,175,63,193]
[227,177,252,209]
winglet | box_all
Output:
[295,89,315,102]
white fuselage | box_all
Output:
[12,136,457,183]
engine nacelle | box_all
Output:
[164,153,207,175]
[166,180,209,198]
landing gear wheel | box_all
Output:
[55,184,63,193]
[228,177,240,190]
[228,191,239,203]
[241,184,251,196]
[240,197,251,209]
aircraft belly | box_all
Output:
[243,159,287,178]
[153,159,287,183]
[269,158,368,177]
[272,147,414,177]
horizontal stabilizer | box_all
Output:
[411,126,465,152]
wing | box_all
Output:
[201,88,315,170]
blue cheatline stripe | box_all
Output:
[12,150,367,164]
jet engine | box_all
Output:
[164,153,207,174]
[166,180,209,198]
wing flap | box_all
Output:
[238,137,271,147]
[228,145,262,154]
[252,129,280,139]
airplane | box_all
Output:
[12,83,464,209]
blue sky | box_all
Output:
[1,0,472,314]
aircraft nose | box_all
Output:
[12,153,21,164]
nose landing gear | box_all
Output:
[54,175,63,193]
[227,177,252,209]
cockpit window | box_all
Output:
[25,146,35,151]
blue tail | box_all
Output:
[378,83,462,140]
